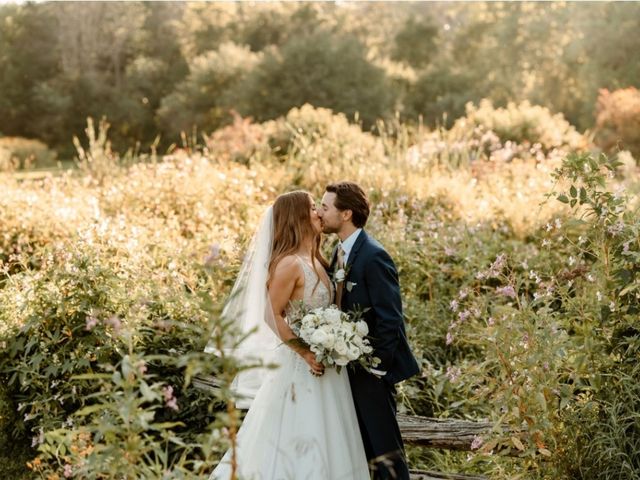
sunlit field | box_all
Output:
[2,1,640,479]
[2,101,640,479]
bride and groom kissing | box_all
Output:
[209,182,420,480]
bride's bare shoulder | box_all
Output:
[271,255,303,282]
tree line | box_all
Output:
[1,1,638,157]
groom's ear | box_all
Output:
[342,209,353,223]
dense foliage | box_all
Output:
[2,103,640,478]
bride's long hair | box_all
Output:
[268,191,328,291]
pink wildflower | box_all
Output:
[85,316,99,331]
[471,436,483,450]
[163,385,179,411]
[496,285,517,298]
[446,332,454,345]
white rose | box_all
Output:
[355,320,369,337]
[310,329,329,347]
[324,308,342,325]
[299,326,314,342]
[335,268,346,282]
[362,345,373,354]
[335,356,349,367]
[347,345,360,361]
[302,314,316,325]
[319,328,336,348]
[334,339,348,356]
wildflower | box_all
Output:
[487,317,495,326]
[31,428,44,447]
[609,301,616,312]
[541,239,551,247]
[444,246,456,257]
[486,253,507,277]
[104,315,122,332]
[204,243,221,266]
[449,299,459,312]
[529,270,541,283]
[596,291,602,302]
[137,361,147,375]
[471,436,483,450]
[567,256,576,266]
[458,288,469,300]
[163,385,179,411]
[446,366,461,383]
[586,273,595,282]
[607,221,625,236]
[496,285,516,298]
[446,332,454,345]
[85,316,99,331]
[63,464,73,478]
[458,310,471,322]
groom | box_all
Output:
[318,182,420,480]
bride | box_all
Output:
[207,191,370,480]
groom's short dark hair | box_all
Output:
[326,182,370,228]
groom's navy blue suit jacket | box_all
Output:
[331,230,419,385]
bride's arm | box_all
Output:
[268,256,324,375]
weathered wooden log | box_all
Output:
[409,470,487,480]
[398,414,494,451]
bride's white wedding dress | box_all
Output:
[210,258,370,480]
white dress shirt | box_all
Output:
[339,228,362,264]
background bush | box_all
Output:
[0,137,57,171]
[595,87,640,161]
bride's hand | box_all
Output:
[301,350,324,376]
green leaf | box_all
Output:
[557,194,569,204]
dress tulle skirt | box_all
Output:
[210,347,370,480]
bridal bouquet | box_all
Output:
[289,304,380,372]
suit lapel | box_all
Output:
[345,229,367,270]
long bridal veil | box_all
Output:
[205,207,280,409]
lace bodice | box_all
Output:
[296,257,333,310]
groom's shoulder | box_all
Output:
[361,231,390,257]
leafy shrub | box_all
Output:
[451,100,587,160]
[0,136,57,171]
[157,43,261,137]
[0,227,244,477]
[404,69,475,128]
[391,16,439,69]
[202,112,270,165]
[229,31,396,128]
[595,87,640,160]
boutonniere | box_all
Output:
[346,281,357,292]
[333,264,351,283]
